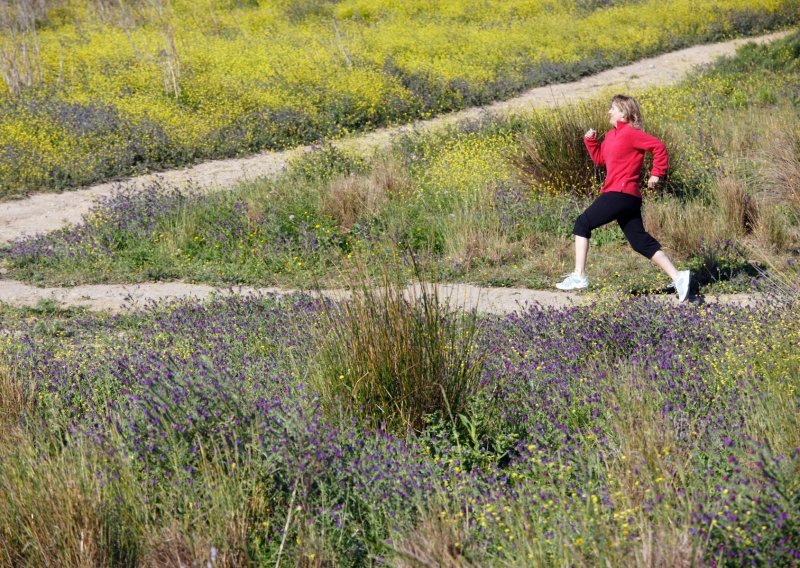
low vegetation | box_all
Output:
[1,279,797,565]
[1,20,798,568]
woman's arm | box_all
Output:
[631,129,668,178]
[583,129,604,166]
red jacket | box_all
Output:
[584,121,668,198]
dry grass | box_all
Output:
[713,166,757,237]
[321,156,409,231]
[0,359,114,567]
[760,113,800,210]
[629,525,698,568]
[141,521,250,568]
[0,363,261,567]
[322,175,384,230]
[643,197,730,258]
[390,515,477,568]
[512,101,608,197]
[604,371,702,568]
[751,204,798,253]
[141,448,270,568]
[0,436,111,567]
[0,0,46,96]
[744,368,800,455]
[710,108,766,158]
[718,107,800,276]
[291,521,342,568]
[0,361,33,436]
[444,213,523,272]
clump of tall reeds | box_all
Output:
[0,0,48,96]
[512,101,608,197]
[746,113,800,292]
[759,111,800,211]
[313,259,485,433]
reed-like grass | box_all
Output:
[313,260,485,433]
[511,100,609,197]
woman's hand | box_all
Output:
[647,175,660,189]
[584,129,597,139]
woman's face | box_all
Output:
[608,103,626,126]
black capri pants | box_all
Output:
[573,191,661,259]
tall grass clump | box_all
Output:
[0,361,32,436]
[761,110,800,211]
[0,431,146,567]
[733,104,800,285]
[713,165,757,237]
[314,261,485,433]
[643,194,741,258]
[512,101,609,196]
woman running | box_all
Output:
[555,94,690,302]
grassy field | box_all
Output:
[4,31,799,296]
[0,0,798,197]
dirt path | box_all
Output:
[0,278,761,315]
[0,30,790,246]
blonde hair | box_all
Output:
[612,94,644,130]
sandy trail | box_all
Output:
[0,31,790,313]
[0,278,760,315]
[0,31,790,245]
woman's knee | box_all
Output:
[573,214,591,238]
[631,237,661,258]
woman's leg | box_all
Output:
[571,193,627,275]
[649,250,679,281]
[617,206,682,281]
[618,208,691,300]
[574,236,589,276]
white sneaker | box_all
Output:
[674,270,690,302]
[555,273,589,290]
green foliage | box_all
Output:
[717,16,800,63]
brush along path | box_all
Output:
[0,30,791,246]
[0,278,760,314]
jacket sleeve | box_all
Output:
[584,136,604,166]
[631,129,668,177]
